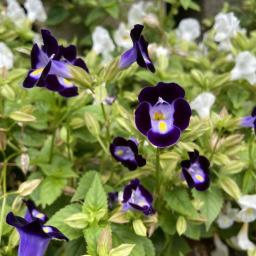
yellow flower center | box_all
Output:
[31,68,43,76]
[43,227,52,233]
[35,213,44,219]
[158,121,167,133]
[63,78,72,86]
[195,174,204,182]
[153,111,165,120]
[116,149,124,156]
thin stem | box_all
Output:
[155,147,161,199]
[100,102,110,141]
[248,131,255,171]
[209,129,223,162]
[0,161,7,245]
[66,125,72,161]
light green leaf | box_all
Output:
[64,213,88,229]
[176,216,187,236]
[9,111,36,122]
[132,219,147,237]
[110,244,135,256]
[219,176,241,200]
[84,226,103,256]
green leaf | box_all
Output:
[165,187,198,218]
[180,0,192,9]
[82,173,107,221]
[64,213,88,229]
[84,226,103,256]
[159,211,176,235]
[72,171,98,202]
[110,244,135,256]
[63,237,86,256]
[218,176,241,200]
[9,111,36,122]
[176,216,187,236]
[47,204,82,240]
[192,187,223,230]
[39,177,67,207]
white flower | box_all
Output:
[0,42,14,70]
[24,0,47,23]
[211,235,229,256]
[231,51,256,85]
[236,194,256,223]
[92,26,115,63]
[214,12,240,42]
[231,223,255,250]
[190,92,216,118]
[216,202,238,229]
[176,18,201,42]
[6,0,26,27]
[114,23,133,49]
[127,1,156,27]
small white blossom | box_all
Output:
[211,235,229,256]
[176,18,201,42]
[236,194,256,223]
[190,92,216,118]
[231,51,256,85]
[92,26,115,63]
[24,0,47,23]
[0,42,14,70]
[6,0,26,27]
[231,223,255,250]
[114,23,133,49]
[216,202,238,229]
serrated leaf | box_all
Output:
[192,187,223,230]
[165,188,198,217]
[72,171,98,202]
[84,226,103,256]
[39,177,67,206]
[64,213,88,229]
[219,176,241,200]
[47,204,82,240]
[97,226,112,256]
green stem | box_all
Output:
[0,161,7,245]
[100,102,110,141]
[155,147,161,199]
[248,132,255,171]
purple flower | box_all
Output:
[6,201,68,256]
[110,137,146,171]
[23,29,89,97]
[241,106,256,134]
[135,82,191,148]
[122,179,154,215]
[119,24,155,72]
[181,150,210,191]
[108,192,119,210]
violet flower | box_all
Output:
[119,24,155,72]
[181,150,210,191]
[241,106,256,134]
[23,29,89,97]
[6,201,68,256]
[110,137,146,171]
[122,179,154,215]
[135,82,191,148]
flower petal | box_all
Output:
[130,24,144,42]
[41,29,59,57]
[61,45,77,62]
[119,46,137,69]
[173,98,191,131]
[147,125,181,148]
[135,102,152,136]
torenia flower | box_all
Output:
[110,137,146,171]
[231,51,256,85]
[190,92,216,118]
[211,234,229,256]
[236,195,256,223]
[181,150,210,191]
[135,82,191,148]
[6,200,68,256]
[92,26,115,63]
[121,179,154,215]
[176,18,201,42]
[24,0,47,23]
[216,202,238,229]
[6,0,26,27]
[0,42,14,70]
[231,223,255,250]
[114,23,133,49]
[119,24,155,72]
[240,106,256,134]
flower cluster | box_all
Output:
[6,200,68,256]
[23,29,89,97]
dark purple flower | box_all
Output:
[119,24,155,72]
[121,179,154,215]
[108,192,119,210]
[241,106,256,134]
[6,201,68,256]
[110,137,146,171]
[135,82,191,148]
[181,150,210,191]
[23,29,89,98]
[23,200,47,224]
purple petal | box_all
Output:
[138,184,153,204]
[31,44,49,69]
[23,70,39,88]
[119,46,137,69]
[135,102,152,136]
[50,60,72,78]
[188,150,199,162]
[62,45,77,62]
[24,200,47,224]
[173,98,191,131]
[37,61,51,87]
[130,24,144,42]
[45,75,62,91]
[42,226,68,241]
[58,86,78,98]
[251,106,256,117]
[147,125,181,148]
[41,29,59,57]
[198,156,210,171]
[241,116,256,128]
[74,58,89,73]
[138,86,158,105]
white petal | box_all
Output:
[217,213,234,229]
[114,23,133,49]
[237,223,255,250]
[128,1,152,26]
[24,0,47,22]
[0,42,14,70]
[239,195,256,210]
[176,18,201,42]
[6,0,26,27]
[211,235,229,256]
[236,208,256,223]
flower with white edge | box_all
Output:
[0,42,14,70]
[190,92,216,118]
[114,23,133,49]
[127,1,155,27]
[211,234,229,256]
[231,223,255,251]
[176,18,201,42]
[231,51,256,85]
[6,0,26,27]
[236,194,256,223]
[24,0,47,23]
[92,26,115,63]
[216,202,238,229]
